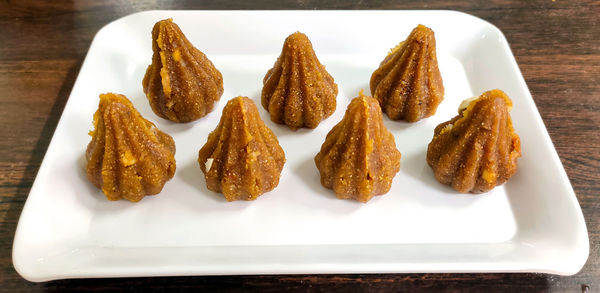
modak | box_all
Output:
[85,93,176,202]
[315,91,401,203]
[427,89,521,193]
[262,32,338,129]
[198,96,286,201]
[143,18,224,122]
[370,24,444,122]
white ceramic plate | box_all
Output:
[13,10,588,282]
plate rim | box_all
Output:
[12,9,589,282]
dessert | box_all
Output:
[370,24,444,122]
[426,89,521,193]
[314,91,401,202]
[198,96,286,201]
[262,32,338,129]
[143,18,224,123]
[85,93,176,202]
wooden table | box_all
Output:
[1,1,598,292]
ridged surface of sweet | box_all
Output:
[86,93,176,202]
[427,89,521,193]
[143,18,224,122]
[262,32,338,129]
[198,96,286,201]
[370,24,444,122]
[315,92,401,202]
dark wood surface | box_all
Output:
[1,0,598,292]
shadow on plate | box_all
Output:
[177,159,228,203]
[77,154,109,205]
[384,116,424,132]
[398,147,483,208]
[292,155,367,213]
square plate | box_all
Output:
[13,10,589,281]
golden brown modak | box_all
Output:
[427,89,521,193]
[85,93,176,202]
[143,18,224,123]
[262,32,338,129]
[198,96,286,201]
[315,91,401,202]
[370,24,444,122]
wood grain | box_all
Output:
[0,0,598,292]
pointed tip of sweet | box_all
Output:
[356,90,369,108]
[96,93,136,121]
[153,18,185,46]
[225,96,256,116]
[460,89,513,117]
[231,95,250,105]
[286,31,310,43]
[156,17,174,26]
[348,90,381,116]
[282,31,313,52]
[153,18,177,34]
[291,31,306,37]
[229,95,244,106]
[99,92,130,105]
[410,24,435,40]
[357,89,369,100]
[99,92,121,101]
[415,24,432,32]
[486,89,513,110]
